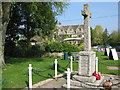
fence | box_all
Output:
[28,56,120,89]
[28,56,72,89]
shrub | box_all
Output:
[18,40,29,49]
[46,42,63,52]
[49,55,55,58]
[5,40,16,57]
[57,56,61,58]
[6,44,46,58]
[79,42,84,51]
[46,42,80,56]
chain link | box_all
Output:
[32,68,52,72]
[32,69,52,78]
[59,61,70,69]
[32,69,65,79]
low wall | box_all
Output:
[48,52,64,57]
[72,52,79,57]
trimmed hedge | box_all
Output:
[46,42,80,55]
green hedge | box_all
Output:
[5,40,46,57]
[46,42,80,55]
[5,41,80,57]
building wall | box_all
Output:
[57,25,84,45]
[58,25,84,38]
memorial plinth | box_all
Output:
[78,51,96,76]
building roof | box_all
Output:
[59,24,84,30]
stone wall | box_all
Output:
[72,52,79,57]
[48,52,64,57]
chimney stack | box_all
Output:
[59,22,61,26]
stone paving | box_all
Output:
[32,72,120,89]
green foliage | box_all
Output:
[4,40,16,57]
[46,42,80,55]
[79,42,84,47]
[91,25,103,46]
[102,28,110,46]
[62,34,70,39]
[6,2,68,44]
[94,25,103,45]
[91,25,119,47]
[109,30,119,46]
[5,43,46,58]
[91,27,95,46]
[79,42,84,51]
[62,43,79,55]
[18,40,29,48]
[46,42,64,52]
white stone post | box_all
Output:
[70,56,73,72]
[96,57,98,72]
[67,68,71,89]
[28,64,32,90]
[55,59,57,79]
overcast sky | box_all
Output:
[57,2,118,34]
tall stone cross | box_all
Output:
[78,4,95,76]
[82,4,91,51]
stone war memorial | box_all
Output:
[63,4,104,88]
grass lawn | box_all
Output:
[2,57,78,88]
[2,51,120,88]
[96,51,120,75]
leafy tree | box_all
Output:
[6,3,21,42]
[102,28,110,46]
[109,30,119,46]
[94,25,103,45]
[6,2,68,44]
[1,2,68,66]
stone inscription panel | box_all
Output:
[80,55,89,75]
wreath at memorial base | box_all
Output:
[94,71,101,80]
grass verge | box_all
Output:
[2,51,119,88]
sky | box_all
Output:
[57,2,118,34]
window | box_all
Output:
[79,28,81,31]
[70,29,72,31]
[79,34,82,37]
[75,31,76,34]
[61,30,63,32]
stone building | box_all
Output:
[57,22,84,44]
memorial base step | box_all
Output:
[62,76,104,88]
[72,75,96,83]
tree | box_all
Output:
[6,2,68,44]
[0,2,11,66]
[102,28,109,46]
[6,3,21,42]
[1,2,68,66]
[109,30,119,46]
[94,25,103,45]
[91,27,95,46]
